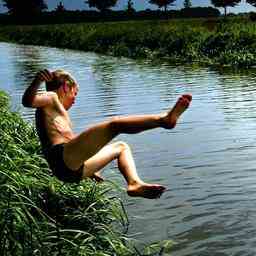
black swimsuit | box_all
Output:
[44,143,83,183]
[36,109,83,183]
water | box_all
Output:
[1,42,256,255]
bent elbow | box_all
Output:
[22,102,31,108]
[22,96,32,108]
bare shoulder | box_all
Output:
[46,91,58,102]
[44,91,60,107]
[31,91,59,108]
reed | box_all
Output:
[0,18,256,67]
[0,90,132,255]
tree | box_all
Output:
[2,0,47,17]
[149,0,176,12]
[247,0,256,7]
[184,0,192,8]
[211,0,241,16]
[86,0,118,12]
[127,0,135,14]
[55,1,65,12]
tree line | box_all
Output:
[1,0,256,23]
[2,0,256,15]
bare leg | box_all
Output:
[92,171,104,182]
[83,141,166,199]
[64,94,192,170]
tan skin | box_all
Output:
[22,69,192,199]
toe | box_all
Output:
[181,96,190,107]
[182,94,192,102]
[145,185,166,199]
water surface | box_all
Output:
[1,42,256,255]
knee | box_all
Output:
[114,141,131,153]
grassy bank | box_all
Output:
[0,90,174,255]
[0,18,256,67]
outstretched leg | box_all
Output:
[83,141,166,199]
[63,94,192,171]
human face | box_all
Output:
[62,83,79,110]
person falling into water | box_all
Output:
[22,69,192,199]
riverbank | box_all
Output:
[0,90,175,255]
[0,18,256,67]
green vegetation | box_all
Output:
[0,90,174,255]
[0,18,256,67]
[2,0,47,18]
[0,90,130,255]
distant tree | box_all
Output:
[127,0,135,14]
[86,0,118,12]
[211,0,241,16]
[246,0,256,7]
[184,0,192,8]
[55,1,65,12]
[2,0,47,17]
[149,0,176,12]
[181,6,220,18]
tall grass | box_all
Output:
[0,91,129,255]
[0,18,256,67]
[0,90,174,255]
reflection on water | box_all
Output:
[1,42,256,255]
[91,58,120,117]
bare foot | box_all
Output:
[161,94,192,129]
[127,183,166,199]
[92,173,104,183]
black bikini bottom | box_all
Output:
[45,143,83,183]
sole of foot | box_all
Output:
[127,184,166,199]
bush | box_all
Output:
[1,19,255,66]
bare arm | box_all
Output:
[22,69,56,108]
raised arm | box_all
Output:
[22,69,57,108]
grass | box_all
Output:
[0,90,174,255]
[0,18,256,67]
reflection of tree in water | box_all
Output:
[91,57,119,116]
[11,45,46,91]
[211,67,256,121]
[211,66,256,78]
[155,63,209,104]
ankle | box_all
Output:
[127,179,143,188]
[158,112,168,128]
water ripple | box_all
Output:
[2,43,256,256]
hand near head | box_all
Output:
[22,69,56,108]
[35,69,54,83]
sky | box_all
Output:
[0,0,255,14]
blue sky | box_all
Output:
[0,0,255,13]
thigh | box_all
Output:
[63,120,118,170]
[81,142,122,178]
